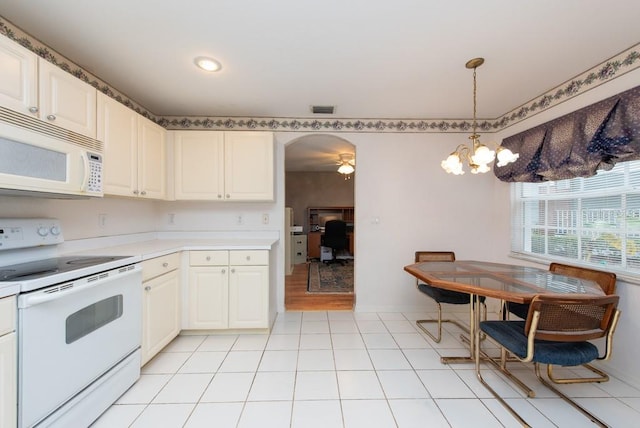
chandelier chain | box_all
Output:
[472,67,477,135]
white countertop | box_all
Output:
[0,283,20,299]
[0,234,279,298]
[75,238,278,260]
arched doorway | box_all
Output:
[284,134,356,310]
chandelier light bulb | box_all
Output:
[441,153,464,175]
[471,145,495,165]
[496,147,520,167]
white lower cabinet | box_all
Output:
[188,250,269,330]
[141,254,181,366]
[0,296,16,428]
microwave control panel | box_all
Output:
[86,152,103,194]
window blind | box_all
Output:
[512,160,640,274]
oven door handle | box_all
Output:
[19,265,141,308]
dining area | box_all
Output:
[404,253,623,428]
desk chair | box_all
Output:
[481,294,621,428]
[505,262,617,384]
[414,251,486,343]
[321,220,348,265]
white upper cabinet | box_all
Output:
[172,131,274,201]
[173,131,224,200]
[98,92,166,199]
[0,36,97,139]
[38,59,97,138]
[97,92,138,196]
[138,116,166,199]
[224,132,274,201]
[0,36,37,115]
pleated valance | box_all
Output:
[495,85,640,182]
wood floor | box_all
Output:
[285,262,354,311]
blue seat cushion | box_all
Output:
[506,302,530,319]
[418,283,485,305]
[480,320,599,366]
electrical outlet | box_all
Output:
[262,213,269,224]
[237,215,244,225]
[168,213,175,224]
[98,213,107,228]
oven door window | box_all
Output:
[66,294,123,344]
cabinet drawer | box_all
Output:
[229,250,268,265]
[0,295,16,336]
[142,253,180,281]
[190,250,229,266]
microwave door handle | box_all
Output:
[80,152,90,191]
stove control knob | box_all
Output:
[37,226,49,237]
[50,226,61,236]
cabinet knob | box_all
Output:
[221,269,226,274]
[46,114,56,121]
[230,268,235,273]
[246,256,251,261]
[162,262,169,268]
[133,190,139,195]
[206,256,211,261]
[226,194,230,199]
[29,106,39,113]
[141,190,147,196]
[144,286,151,291]
[217,194,222,199]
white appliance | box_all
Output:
[0,218,141,428]
[0,106,103,198]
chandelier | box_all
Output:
[337,153,355,178]
[441,58,519,175]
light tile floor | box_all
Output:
[93,311,640,427]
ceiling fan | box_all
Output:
[337,153,355,176]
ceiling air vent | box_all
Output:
[311,105,335,114]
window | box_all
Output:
[512,160,640,274]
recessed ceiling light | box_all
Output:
[194,56,222,72]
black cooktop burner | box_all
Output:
[0,256,129,282]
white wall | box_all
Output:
[0,195,160,240]
[277,131,511,312]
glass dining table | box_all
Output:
[404,260,606,427]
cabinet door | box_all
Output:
[173,131,224,200]
[97,92,138,197]
[188,266,228,329]
[141,270,181,366]
[138,116,166,199]
[0,36,37,116]
[228,265,269,329]
[0,333,17,428]
[38,59,97,138]
[224,132,274,201]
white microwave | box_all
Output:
[0,107,103,198]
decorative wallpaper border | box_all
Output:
[1,17,639,133]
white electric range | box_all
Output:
[0,218,142,428]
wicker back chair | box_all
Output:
[414,251,485,343]
[481,294,621,427]
[549,263,617,295]
[505,262,617,384]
